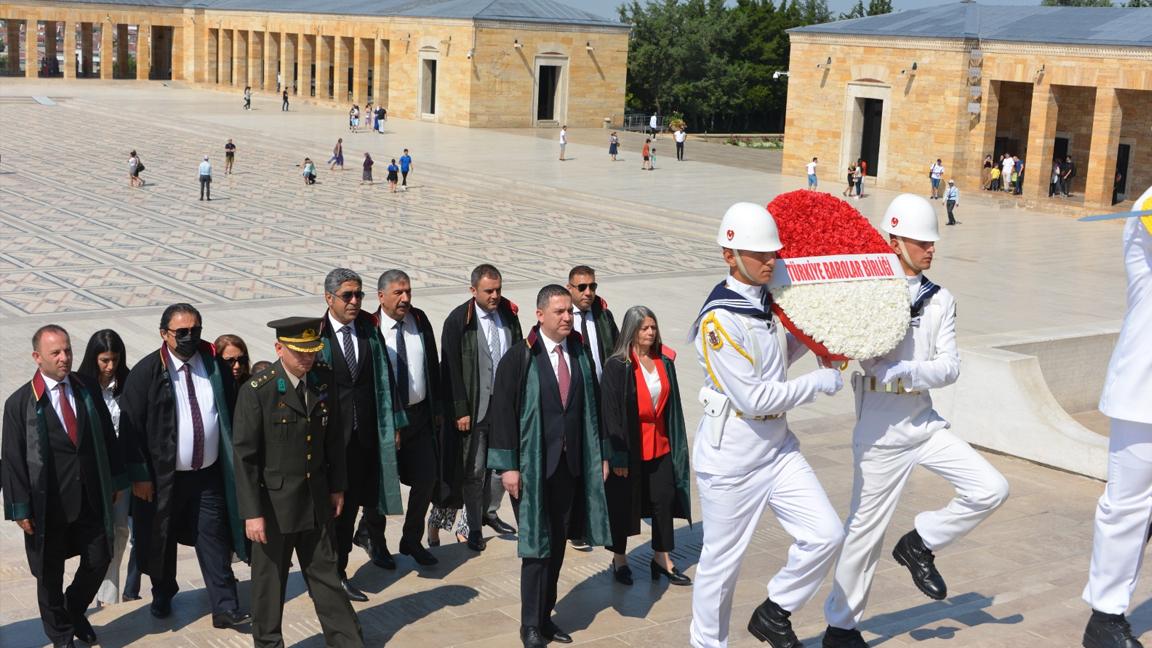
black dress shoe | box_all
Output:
[611,562,633,585]
[211,609,251,629]
[1083,610,1144,648]
[823,625,869,648]
[370,541,396,570]
[467,529,486,552]
[520,625,547,648]
[399,540,439,566]
[353,527,372,553]
[71,614,97,644]
[891,530,947,600]
[543,620,573,644]
[341,577,369,602]
[569,538,592,551]
[650,560,692,586]
[747,597,801,647]
[484,515,517,535]
[150,599,172,619]
[122,593,141,602]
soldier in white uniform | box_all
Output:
[822,194,1010,647]
[1081,186,1152,648]
[690,202,846,648]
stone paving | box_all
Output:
[0,80,1147,647]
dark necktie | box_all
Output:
[56,382,79,447]
[182,364,205,470]
[296,378,307,408]
[340,325,359,380]
[554,344,570,409]
[394,320,409,409]
[580,311,593,355]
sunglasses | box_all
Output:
[331,290,365,303]
[165,326,203,338]
[570,282,598,293]
[223,355,249,366]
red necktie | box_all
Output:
[57,382,79,446]
[554,344,570,409]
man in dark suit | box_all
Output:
[566,265,619,383]
[375,269,440,566]
[119,303,249,627]
[233,317,364,648]
[318,268,406,601]
[3,324,126,648]
[439,264,522,551]
[489,285,612,648]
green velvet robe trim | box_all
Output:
[661,357,693,526]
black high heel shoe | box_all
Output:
[650,560,692,586]
[610,562,634,585]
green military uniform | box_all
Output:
[233,318,364,648]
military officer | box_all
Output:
[1081,186,1152,648]
[690,203,845,648]
[233,317,364,648]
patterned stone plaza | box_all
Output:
[0,79,1148,646]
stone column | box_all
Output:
[373,39,388,107]
[206,28,218,83]
[281,32,296,94]
[1024,83,1058,199]
[116,23,129,78]
[1083,87,1122,208]
[264,31,278,91]
[232,29,246,87]
[352,37,368,105]
[24,20,37,78]
[218,28,231,85]
[99,22,113,79]
[333,35,347,102]
[136,23,150,80]
[315,35,330,99]
[248,29,260,89]
[298,34,313,97]
[63,21,76,78]
[8,20,25,75]
[80,22,93,76]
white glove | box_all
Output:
[876,361,913,386]
[809,368,843,395]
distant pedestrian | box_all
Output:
[806,157,818,189]
[649,142,656,169]
[364,103,373,133]
[843,165,856,197]
[399,149,412,189]
[302,157,317,185]
[990,166,1001,192]
[361,153,374,185]
[609,131,619,161]
[1013,156,1024,195]
[276,72,282,92]
[675,126,686,161]
[1113,171,1124,205]
[386,159,399,192]
[981,154,993,190]
[348,105,358,132]
[282,90,289,111]
[929,158,945,199]
[198,155,212,201]
[329,139,344,171]
[128,150,142,187]
[650,112,659,138]
[559,125,568,161]
[243,86,252,110]
[1061,155,1076,197]
[856,158,866,197]
[641,139,651,170]
[1001,154,1014,193]
[224,139,236,175]
[945,179,960,224]
[1050,158,1062,197]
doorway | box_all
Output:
[859,98,882,177]
[1114,143,1131,204]
[150,26,173,80]
[537,65,560,120]
[420,58,437,115]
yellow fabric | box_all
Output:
[700,312,752,394]
[1140,192,1152,234]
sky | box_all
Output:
[568,0,1045,22]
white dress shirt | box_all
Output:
[165,352,220,471]
[573,306,604,379]
[40,372,77,433]
[381,312,427,406]
[538,329,570,382]
[474,303,508,360]
[328,311,361,366]
[101,378,121,435]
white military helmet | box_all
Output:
[881,193,940,242]
[716,202,783,252]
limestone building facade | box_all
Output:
[0,0,629,128]
[784,4,1152,209]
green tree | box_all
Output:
[840,0,866,20]
[866,0,894,14]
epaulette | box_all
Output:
[249,367,278,390]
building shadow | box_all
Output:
[358,584,479,645]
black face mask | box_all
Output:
[174,331,201,358]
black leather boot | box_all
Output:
[892,529,947,600]
[747,597,801,647]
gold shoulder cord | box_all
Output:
[701,312,754,391]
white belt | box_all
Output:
[731,409,783,421]
[862,375,922,396]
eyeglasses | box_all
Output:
[165,326,203,338]
[223,355,249,366]
[570,282,598,293]
[331,290,365,303]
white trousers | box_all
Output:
[690,448,844,648]
[96,487,132,604]
[1084,418,1152,615]
[824,430,1010,629]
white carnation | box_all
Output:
[770,279,910,359]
